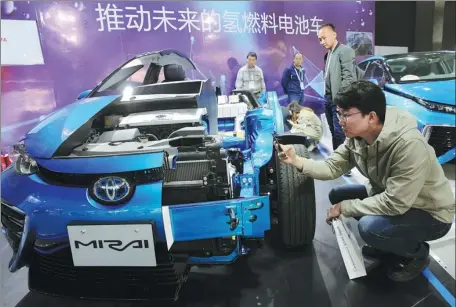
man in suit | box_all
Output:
[319,24,358,174]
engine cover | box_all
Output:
[118,108,207,128]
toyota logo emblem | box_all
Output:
[92,176,131,204]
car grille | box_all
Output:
[29,244,187,301]
[427,126,456,158]
[37,166,164,188]
[1,202,25,252]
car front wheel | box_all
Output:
[275,144,316,248]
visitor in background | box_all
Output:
[281,53,306,106]
[235,52,266,98]
[286,101,322,151]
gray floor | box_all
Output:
[1,153,454,307]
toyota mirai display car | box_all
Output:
[358,50,455,164]
[1,49,316,301]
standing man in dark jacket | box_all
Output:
[281,52,306,106]
[318,24,358,152]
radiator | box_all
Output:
[164,160,212,183]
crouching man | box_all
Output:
[286,101,323,151]
[277,80,455,282]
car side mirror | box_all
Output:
[77,89,91,100]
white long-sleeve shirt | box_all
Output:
[235,65,266,94]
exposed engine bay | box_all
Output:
[68,100,243,206]
[72,106,210,156]
[56,79,220,159]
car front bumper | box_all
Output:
[408,104,455,164]
[1,166,270,270]
[420,124,456,164]
[385,92,455,164]
[1,165,270,300]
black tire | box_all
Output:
[276,144,316,248]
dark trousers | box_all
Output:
[324,96,345,150]
[328,184,452,259]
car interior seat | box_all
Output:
[416,64,432,77]
[162,64,186,82]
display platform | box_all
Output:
[3,150,454,307]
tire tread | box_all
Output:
[276,144,316,247]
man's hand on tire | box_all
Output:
[276,143,303,171]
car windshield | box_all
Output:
[386,52,455,83]
[93,57,159,96]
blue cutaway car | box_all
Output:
[1,49,316,301]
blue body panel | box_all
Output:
[383,85,455,164]
[383,88,455,127]
[25,95,120,158]
[267,91,285,133]
[167,196,270,242]
[1,167,167,243]
[438,148,456,164]
[244,108,275,169]
[386,81,455,106]
[198,80,219,135]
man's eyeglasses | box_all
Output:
[336,111,362,121]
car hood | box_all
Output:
[385,79,455,106]
[24,95,120,158]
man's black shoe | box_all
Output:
[361,245,390,272]
[386,256,430,282]
[362,245,389,259]
[363,256,382,273]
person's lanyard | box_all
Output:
[294,67,303,83]
[324,51,333,79]
[294,67,304,90]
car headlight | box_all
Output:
[12,142,38,175]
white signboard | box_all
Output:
[374,45,409,56]
[1,19,45,65]
[67,223,157,267]
[332,216,367,280]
